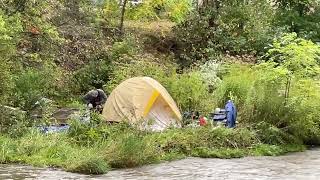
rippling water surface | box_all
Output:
[1,149,319,180]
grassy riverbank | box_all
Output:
[0,122,306,175]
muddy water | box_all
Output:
[1,149,319,180]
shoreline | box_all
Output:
[0,144,308,175]
[0,125,307,175]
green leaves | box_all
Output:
[174,0,276,67]
[267,33,320,77]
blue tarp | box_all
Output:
[38,124,70,134]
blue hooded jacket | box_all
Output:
[225,100,237,128]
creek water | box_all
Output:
[1,148,319,180]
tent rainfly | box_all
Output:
[102,77,182,131]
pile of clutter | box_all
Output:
[184,100,237,128]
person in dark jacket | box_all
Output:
[225,100,237,128]
[83,89,107,112]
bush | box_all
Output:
[67,113,109,145]
[167,71,213,113]
[173,0,278,67]
[106,132,161,168]
[266,33,320,77]
[12,65,60,110]
[164,0,192,23]
[71,58,113,94]
[103,0,121,21]
[254,122,300,145]
[273,0,320,42]
[110,35,141,59]
[0,11,22,104]
[214,62,320,144]
[125,0,192,23]
[0,108,29,137]
[287,79,320,144]
[199,60,222,89]
[0,61,13,103]
[214,64,257,109]
[192,147,245,159]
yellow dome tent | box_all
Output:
[102,77,182,131]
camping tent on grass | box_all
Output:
[102,77,182,131]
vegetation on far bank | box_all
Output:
[0,0,320,175]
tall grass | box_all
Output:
[0,123,305,174]
[214,63,320,144]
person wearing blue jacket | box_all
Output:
[225,100,237,128]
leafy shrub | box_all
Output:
[103,0,121,20]
[164,0,192,23]
[0,10,22,58]
[168,71,213,113]
[0,11,22,103]
[126,0,160,21]
[0,106,29,137]
[214,64,256,109]
[287,79,320,144]
[273,0,320,42]
[0,61,13,103]
[174,0,277,67]
[215,63,287,121]
[71,58,113,94]
[67,113,109,145]
[215,61,320,144]
[192,147,245,159]
[111,35,141,59]
[199,60,222,89]
[12,66,59,110]
[254,122,300,145]
[124,0,192,22]
[266,33,320,77]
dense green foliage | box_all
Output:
[174,0,320,67]
[214,36,320,144]
[104,0,192,23]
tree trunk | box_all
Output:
[119,0,128,36]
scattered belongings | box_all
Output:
[211,108,227,122]
[199,115,207,126]
[210,100,237,128]
[102,77,182,131]
[29,97,91,134]
[38,124,70,134]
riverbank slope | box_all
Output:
[0,123,306,175]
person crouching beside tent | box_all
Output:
[225,100,237,128]
[83,89,107,113]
